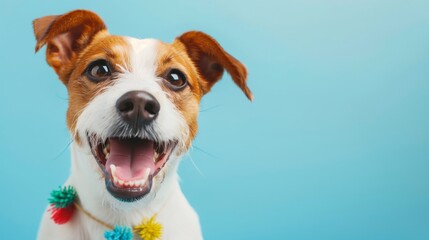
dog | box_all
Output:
[33,9,252,240]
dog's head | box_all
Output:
[33,10,252,202]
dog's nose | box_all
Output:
[116,91,160,126]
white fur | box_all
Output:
[38,38,202,240]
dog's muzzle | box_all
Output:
[88,91,177,202]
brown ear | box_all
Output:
[176,31,253,101]
[33,10,107,83]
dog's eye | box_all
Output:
[86,60,111,82]
[164,69,187,90]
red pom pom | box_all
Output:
[49,204,75,224]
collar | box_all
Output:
[48,185,163,240]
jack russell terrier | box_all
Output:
[33,9,252,240]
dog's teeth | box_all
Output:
[118,179,124,186]
[140,168,151,186]
[136,180,143,187]
[110,165,120,186]
[110,164,116,176]
[106,153,110,159]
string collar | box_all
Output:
[48,185,163,240]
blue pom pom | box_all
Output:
[104,226,133,240]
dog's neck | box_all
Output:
[68,142,180,226]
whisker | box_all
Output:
[49,138,73,161]
[186,150,205,177]
[199,104,223,113]
[192,145,218,159]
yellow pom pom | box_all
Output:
[134,215,163,240]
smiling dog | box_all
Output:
[34,9,252,239]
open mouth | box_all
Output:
[88,135,176,202]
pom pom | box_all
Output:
[134,215,163,240]
[104,226,133,240]
[48,186,77,224]
[49,204,75,224]
[49,186,76,208]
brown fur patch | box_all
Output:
[33,10,107,82]
[176,31,253,101]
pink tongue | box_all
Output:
[106,138,155,181]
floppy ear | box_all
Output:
[176,31,253,101]
[33,10,107,84]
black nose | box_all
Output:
[116,91,160,128]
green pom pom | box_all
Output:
[104,226,133,240]
[49,186,76,208]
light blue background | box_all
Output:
[1,0,428,239]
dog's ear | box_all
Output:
[33,10,106,84]
[176,31,253,101]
